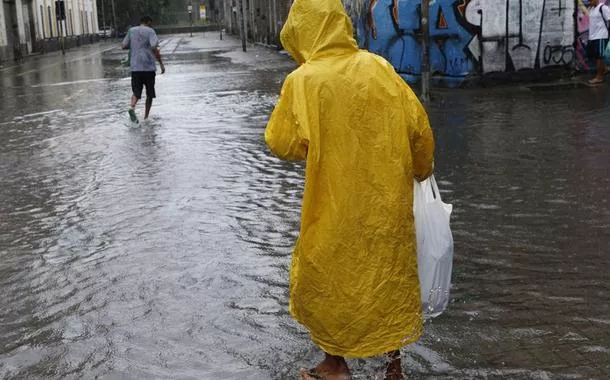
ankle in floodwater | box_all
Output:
[128,108,139,123]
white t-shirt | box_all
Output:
[589,4,610,40]
[122,26,160,72]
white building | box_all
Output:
[1,0,98,62]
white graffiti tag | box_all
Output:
[465,0,575,73]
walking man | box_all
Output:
[265,0,435,379]
[122,16,165,123]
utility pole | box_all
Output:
[240,0,247,52]
[421,0,430,102]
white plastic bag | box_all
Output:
[413,175,454,318]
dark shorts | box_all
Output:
[131,71,156,100]
[588,38,608,59]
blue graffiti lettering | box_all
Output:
[355,0,474,82]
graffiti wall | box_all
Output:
[466,0,575,72]
[345,0,579,83]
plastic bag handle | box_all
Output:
[429,175,442,202]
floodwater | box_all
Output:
[1,35,609,379]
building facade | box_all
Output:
[0,0,98,63]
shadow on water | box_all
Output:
[1,35,609,379]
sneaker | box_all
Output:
[128,108,139,123]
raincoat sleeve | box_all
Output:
[265,76,309,161]
[410,97,435,181]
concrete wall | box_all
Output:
[345,0,579,85]
[0,2,6,48]
[0,0,27,62]
[155,24,219,35]
[219,0,585,84]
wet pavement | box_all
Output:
[0,34,609,379]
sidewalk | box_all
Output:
[0,40,119,75]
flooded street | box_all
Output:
[1,34,609,379]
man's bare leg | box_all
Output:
[144,97,153,120]
[589,59,606,84]
[131,95,138,108]
[385,351,403,380]
[597,58,607,80]
[300,353,351,379]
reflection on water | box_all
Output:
[1,36,609,379]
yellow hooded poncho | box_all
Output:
[265,0,435,358]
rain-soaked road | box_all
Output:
[1,34,609,379]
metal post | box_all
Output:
[421,0,430,102]
[220,0,224,40]
[273,0,279,46]
[60,20,65,54]
[188,2,193,37]
[267,0,271,44]
[240,0,247,52]
[56,1,66,54]
[246,0,252,43]
[111,0,117,38]
[101,0,107,40]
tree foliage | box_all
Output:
[98,0,182,32]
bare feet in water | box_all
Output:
[300,354,352,380]
[299,351,404,379]
[385,351,404,380]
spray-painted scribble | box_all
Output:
[344,0,580,83]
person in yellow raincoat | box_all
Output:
[265,0,435,378]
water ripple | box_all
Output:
[1,37,609,379]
